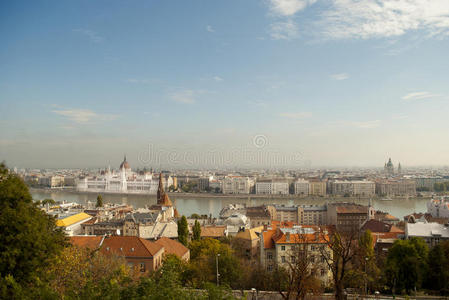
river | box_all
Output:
[30,189,429,219]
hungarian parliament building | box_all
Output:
[76,156,174,194]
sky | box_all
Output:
[1,0,449,169]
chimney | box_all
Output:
[286,232,290,242]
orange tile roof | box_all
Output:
[274,232,328,244]
[262,230,276,249]
[70,236,103,249]
[389,225,404,233]
[271,220,296,229]
[101,236,163,258]
[155,237,189,258]
[200,226,226,238]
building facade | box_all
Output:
[294,179,309,196]
[255,181,289,195]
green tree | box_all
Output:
[425,241,449,295]
[193,219,202,241]
[42,198,56,206]
[96,194,103,208]
[385,238,428,295]
[188,238,242,289]
[0,163,67,298]
[47,245,133,299]
[177,215,189,246]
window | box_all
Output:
[320,269,325,277]
[267,264,273,272]
[281,256,286,263]
[267,252,273,260]
[291,256,296,263]
[140,262,146,272]
[281,245,285,251]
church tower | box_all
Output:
[157,173,172,206]
[398,162,402,174]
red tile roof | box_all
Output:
[100,236,163,258]
[271,220,296,229]
[200,225,226,238]
[70,236,103,249]
[155,237,189,258]
[262,230,276,249]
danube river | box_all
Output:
[30,189,430,219]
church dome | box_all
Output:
[120,155,131,170]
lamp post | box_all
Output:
[364,257,369,295]
[216,253,220,286]
[251,288,257,300]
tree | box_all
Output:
[47,245,133,299]
[96,194,103,208]
[42,198,56,206]
[274,234,323,300]
[385,238,428,295]
[193,219,201,241]
[177,215,189,246]
[0,163,67,298]
[320,230,358,300]
[188,238,242,288]
[425,241,449,295]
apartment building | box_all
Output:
[260,225,333,286]
[222,176,253,194]
[329,180,375,197]
[376,179,416,196]
[256,180,289,195]
[294,179,309,196]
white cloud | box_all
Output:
[52,109,117,124]
[171,90,196,104]
[270,19,299,40]
[320,0,449,39]
[73,29,104,43]
[279,112,312,118]
[402,91,441,100]
[206,25,215,32]
[266,0,449,40]
[330,73,349,80]
[269,0,317,16]
[213,76,223,82]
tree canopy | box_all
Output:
[0,163,67,298]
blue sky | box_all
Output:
[1,0,449,169]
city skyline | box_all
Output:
[2,0,449,168]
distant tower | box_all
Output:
[398,162,402,174]
[120,165,127,192]
[157,173,172,206]
[384,158,394,175]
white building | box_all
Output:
[427,197,449,219]
[294,179,309,196]
[77,156,159,194]
[256,180,289,195]
[406,221,449,247]
[222,176,253,194]
[329,180,375,196]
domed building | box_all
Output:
[384,158,395,175]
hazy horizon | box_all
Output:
[2,0,449,168]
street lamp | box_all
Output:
[251,288,257,300]
[216,253,220,286]
[364,257,369,295]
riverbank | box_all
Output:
[29,187,430,202]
